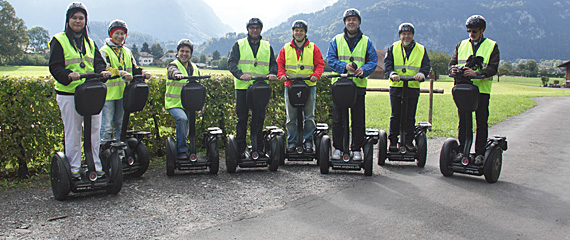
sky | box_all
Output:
[203,0,339,32]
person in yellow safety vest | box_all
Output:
[165,39,201,160]
[384,23,431,152]
[326,8,378,161]
[48,2,111,180]
[228,17,278,157]
[277,20,325,153]
[449,15,500,165]
[99,19,151,142]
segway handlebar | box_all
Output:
[285,76,313,81]
[397,77,425,83]
[179,75,212,80]
[74,73,120,81]
[325,73,363,79]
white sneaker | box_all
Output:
[332,149,341,160]
[352,151,363,161]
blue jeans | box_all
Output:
[168,108,189,155]
[285,86,316,145]
[100,99,124,141]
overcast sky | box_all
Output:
[203,0,339,32]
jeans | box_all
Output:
[285,86,316,145]
[458,93,490,156]
[100,99,124,141]
[389,94,419,144]
[235,89,266,153]
[168,108,190,155]
[332,93,365,151]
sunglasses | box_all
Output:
[467,29,479,33]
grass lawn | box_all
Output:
[365,78,570,138]
[0,65,51,77]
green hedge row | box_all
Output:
[0,75,332,179]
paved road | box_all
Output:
[185,97,570,239]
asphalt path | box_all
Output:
[185,97,570,239]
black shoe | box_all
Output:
[474,155,484,165]
[389,140,398,152]
[286,144,295,153]
[304,142,313,153]
[405,143,417,152]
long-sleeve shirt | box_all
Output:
[326,28,378,79]
[448,36,500,78]
[276,38,325,87]
[228,35,278,79]
[166,61,197,80]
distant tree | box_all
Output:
[217,56,228,70]
[199,54,206,63]
[0,0,28,65]
[526,60,539,77]
[427,50,451,78]
[150,43,163,60]
[26,26,49,51]
[141,42,150,53]
[131,44,140,63]
[191,56,199,63]
[212,50,221,60]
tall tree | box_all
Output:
[199,54,206,63]
[427,50,451,79]
[26,26,49,51]
[0,0,28,65]
[212,50,220,60]
[131,44,140,63]
[141,42,150,53]
[150,43,163,60]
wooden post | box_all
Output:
[429,78,434,124]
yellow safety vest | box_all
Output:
[390,41,425,89]
[165,60,198,109]
[100,45,133,100]
[235,38,271,90]
[332,33,369,88]
[50,32,95,93]
[283,41,316,87]
[457,38,496,94]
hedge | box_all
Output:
[0,74,332,179]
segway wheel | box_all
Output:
[314,135,322,165]
[225,136,238,173]
[377,130,387,166]
[363,143,373,176]
[165,137,177,176]
[319,135,330,174]
[277,134,286,165]
[208,140,219,174]
[439,138,458,177]
[268,137,280,172]
[483,147,502,183]
[50,153,70,201]
[415,133,427,168]
[106,152,123,194]
[127,138,149,177]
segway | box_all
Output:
[281,76,329,165]
[225,76,283,173]
[320,73,379,176]
[439,56,508,183]
[165,75,222,176]
[50,73,124,200]
[100,75,151,177]
[378,77,431,167]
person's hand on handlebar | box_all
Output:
[101,71,111,78]
[414,72,425,81]
[120,71,133,81]
[175,73,185,80]
[390,73,400,82]
[240,74,252,81]
[462,67,477,77]
[310,75,318,82]
[267,74,278,81]
[280,75,288,82]
[68,72,81,81]
[354,67,363,77]
[142,70,151,79]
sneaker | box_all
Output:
[405,142,417,152]
[454,153,463,162]
[178,153,188,160]
[352,151,363,161]
[96,170,106,178]
[389,140,398,152]
[286,143,295,153]
[332,149,341,160]
[71,171,81,181]
[304,142,313,153]
[474,155,484,165]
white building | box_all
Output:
[138,52,154,66]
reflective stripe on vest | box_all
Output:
[391,41,425,88]
[235,38,271,89]
[283,42,316,86]
[51,32,95,93]
[457,38,496,94]
[165,60,198,109]
[100,45,134,100]
[332,33,369,88]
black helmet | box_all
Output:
[291,20,308,32]
[246,18,263,30]
[108,19,128,36]
[66,2,87,20]
[466,15,486,29]
[398,23,414,34]
[177,39,194,53]
[343,8,361,22]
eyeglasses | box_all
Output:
[467,29,479,33]
[248,26,261,30]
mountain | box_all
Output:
[11,0,232,46]
[197,0,570,61]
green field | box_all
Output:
[0,65,231,77]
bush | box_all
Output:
[0,74,332,179]
[541,76,549,86]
